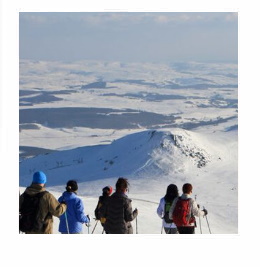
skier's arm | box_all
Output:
[75,199,90,223]
[99,200,107,219]
[47,193,67,217]
[94,199,101,219]
[156,198,164,219]
[124,200,137,222]
[190,199,204,217]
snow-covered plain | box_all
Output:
[19,60,238,234]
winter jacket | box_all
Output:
[168,193,205,227]
[58,191,89,234]
[157,197,177,229]
[94,195,110,225]
[19,184,67,234]
[100,192,137,234]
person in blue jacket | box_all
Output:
[58,180,90,234]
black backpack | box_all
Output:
[19,191,48,232]
[94,195,110,220]
[94,196,106,220]
[163,200,173,224]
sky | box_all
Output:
[19,12,238,63]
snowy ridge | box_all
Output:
[19,129,213,188]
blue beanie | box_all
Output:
[32,171,47,184]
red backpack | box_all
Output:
[172,197,195,227]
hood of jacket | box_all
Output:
[181,193,192,200]
[24,183,46,196]
[112,191,130,200]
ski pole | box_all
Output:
[135,207,138,234]
[86,223,90,234]
[64,211,70,234]
[161,220,164,234]
[205,215,211,234]
[91,220,99,234]
[198,215,202,234]
[86,215,90,234]
[203,206,212,234]
[136,216,138,234]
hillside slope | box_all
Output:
[20,129,214,186]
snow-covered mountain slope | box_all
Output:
[19,129,215,187]
[19,128,237,234]
[19,59,238,234]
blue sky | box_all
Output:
[20,12,238,63]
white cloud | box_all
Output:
[20,13,48,24]
[20,12,238,27]
[225,12,238,21]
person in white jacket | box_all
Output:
[169,183,207,234]
[157,184,179,234]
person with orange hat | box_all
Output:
[94,185,113,229]
[100,177,138,234]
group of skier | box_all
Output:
[19,171,208,234]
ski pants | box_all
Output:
[164,227,178,234]
[177,226,195,234]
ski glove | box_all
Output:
[133,208,138,216]
[202,209,208,216]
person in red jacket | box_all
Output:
[169,183,207,234]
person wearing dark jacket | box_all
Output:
[94,185,113,227]
[19,171,67,234]
[58,180,90,234]
[100,177,138,234]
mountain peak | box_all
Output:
[19,129,212,187]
